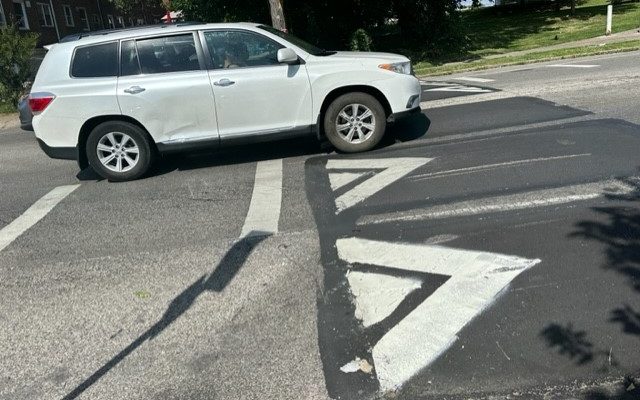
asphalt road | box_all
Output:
[1,51,640,400]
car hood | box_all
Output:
[327,51,409,64]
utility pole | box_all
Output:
[268,0,286,32]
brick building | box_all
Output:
[0,0,166,46]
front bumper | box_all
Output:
[37,138,77,160]
[387,106,421,123]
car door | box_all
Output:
[200,29,313,140]
[117,33,218,145]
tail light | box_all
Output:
[28,92,56,115]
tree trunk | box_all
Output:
[268,0,286,31]
[570,0,576,14]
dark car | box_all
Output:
[18,93,33,131]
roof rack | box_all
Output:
[58,22,205,43]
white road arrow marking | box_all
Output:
[337,237,540,392]
[326,158,432,213]
[329,172,367,191]
[347,270,422,328]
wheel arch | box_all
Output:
[316,85,392,140]
[77,115,155,170]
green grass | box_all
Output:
[0,101,15,114]
[463,0,640,57]
[410,0,640,69]
[414,39,640,76]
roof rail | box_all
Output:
[58,22,205,43]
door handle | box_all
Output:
[214,78,235,87]
[124,86,146,94]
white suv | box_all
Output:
[30,23,421,181]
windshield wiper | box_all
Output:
[316,49,337,56]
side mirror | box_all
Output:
[277,48,299,64]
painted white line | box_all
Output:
[337,237,540,392]
[546,64,600,68]
[347,270,421,328]
[329,172,366,191]
[456,77,495,83]
[389,114,597,149]
[358,179,636,226]
[240,159,283,238]
[0,185,80,253]
[409,153,591,181]
[327,158,432,213]
[420,91,516,109]
[425,84,492,93]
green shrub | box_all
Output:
[0,24,38,107]
[350,28,373,51]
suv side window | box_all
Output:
[136,34,200,74]
[71,42,118,78]
[203,30,284,70]
[120,39,140,76]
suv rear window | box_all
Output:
[71,42,119,78]
[136,34,200,74]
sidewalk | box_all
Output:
[0,113,19,133]
[485,28,640,59]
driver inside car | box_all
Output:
[223,41,249,68]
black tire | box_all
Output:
[323,92,386,153]
[86,121,154,182]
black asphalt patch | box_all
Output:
[423,96,591,138]
[306,117,640,399]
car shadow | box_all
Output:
[76,112,431,182]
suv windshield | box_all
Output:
[258,25,335,56]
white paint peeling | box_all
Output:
[409,153,591,181]
[326,158,432,213]
[425,85,492,93]
[337,237,540,392]
[347,270,421,328]
[359,179,636,225]
[340,357,374,374]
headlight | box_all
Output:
[378,61,411,75]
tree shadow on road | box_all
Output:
[538,177,640,399]
[61,232,269,400]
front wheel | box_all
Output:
[323,92,386,153]
[86,121,154,182]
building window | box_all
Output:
[91,14,100,29]
[12,0,29,30]
[117,16,124,28]
[106,14,114,29]
[62,5,74,27]
[0,1,6,27]
[77,7,89,31]
[36,3,54,28]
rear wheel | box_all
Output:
[86,121,154,182]
[323,92,386,152]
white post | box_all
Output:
[606,4,613,36]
